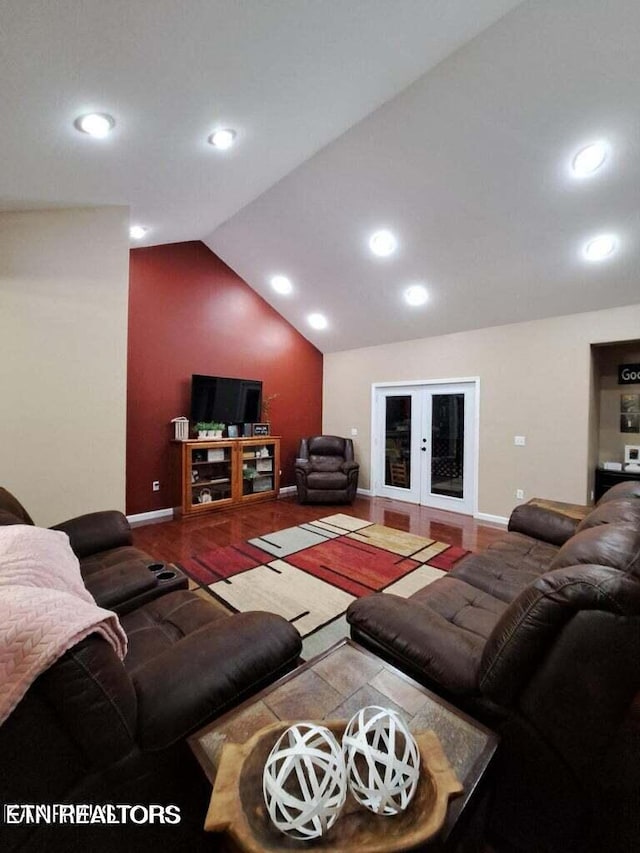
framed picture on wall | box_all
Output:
[621,393,640,413]
[620,413,640,433]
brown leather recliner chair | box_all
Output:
[0,487,187,614]
[295,435,359,504]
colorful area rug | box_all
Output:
[179,514,469,638]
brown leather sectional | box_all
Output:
[347,480,640,852]
[0,489,302,851]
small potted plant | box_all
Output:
[194,422,225,439]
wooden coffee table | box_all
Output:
[188,639,498,851]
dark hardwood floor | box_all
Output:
[130,494,507,563]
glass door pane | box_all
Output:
[241,441,275,496]
[430,394,464,498]
[384,395,411,489]
[189,444,232,508]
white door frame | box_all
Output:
[370,377,480,516]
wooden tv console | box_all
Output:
[173,437,281,517]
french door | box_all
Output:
[373,381,478,515]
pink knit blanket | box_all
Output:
[0,525,127,726]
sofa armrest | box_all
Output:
[347,594,483,694]
[295,459,311,472]
[133,612,301,750]
[51,510,133,558]
[84,560,157,610]
[341,461,359,474]
[508,503,579,547]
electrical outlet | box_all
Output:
[152,481,160,492]
[514,436,526,446]
[516,489,524,500]
[351,427,358,436]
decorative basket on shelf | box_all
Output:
[171,416,189,440]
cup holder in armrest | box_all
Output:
[156,570,177,582]
[148,562,165,573]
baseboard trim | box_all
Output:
[474,511,508,526]
[127,508,174,525]
[127,495,498,523]
[278,485,297,497]
[279,485,372,498]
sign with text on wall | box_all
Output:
[618,364,640,385]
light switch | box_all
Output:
[514,436,526,446]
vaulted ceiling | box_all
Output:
[2,0,639,352]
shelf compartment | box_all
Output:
[175,438,280,516]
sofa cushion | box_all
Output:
[348,580,508,694]
[453,532,558,602]
[576,499,640,533]
[411,577,509,638]
[307,470,348,489]
[80,545,156,577]
[120,590,230,673]
[120,591,303,749]
[597,480,640,505]
[308,455,344,473]
[549,523,640,576]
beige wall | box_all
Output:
[0,207,129,526]
[324,303,640,520]
[595,341,640,465]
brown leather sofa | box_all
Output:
[0,489,303,850]
[295,435,359,503]
[347,481,640,852]
[0,487,187,614]
[0,597,302,851]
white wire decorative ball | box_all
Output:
[343,705,420,815]
[263,723,347,840]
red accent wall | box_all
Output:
[127,241,323,515]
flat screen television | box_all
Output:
[190,374,262,426]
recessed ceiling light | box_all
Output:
[271,275,293,295]
[572,141,608,177]
[208,128,237,150]
[583,233,618,261]
[404,284,429,306]
[369,229,398,257]
[307,313,328,330]
[129,225,148,240]
[74,113,115,138]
